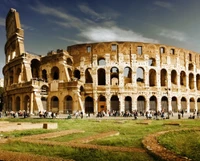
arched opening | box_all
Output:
[171,70,177,85]
[188,63,194,71]
[98,68,106,85]
[110,67,119,85]
[161,96,168,112]
[98,58,106,66]
[85,68,93,83]
[171,97,178,112]
[196,74,200,90]
[161,69,167,86]
[64,95,73,114]
[181,97,187,112]
[137,96,146,113]
[74,69,80,80]
[124,67,132,84]
[190,98,195,112]
[149,96,157,111]
[125,96,132,112]
[189,73,194,89]
[180,71,186,86]
[148,58,156,66]
[24,95,30,112]
[67,58,73,65]
[42,69,47,81]
[16,96,20,111]
[51,96,59,112]
[41,85,49,95]
[136,67,144,83]
[149,69,156,86]
[98,95,106,112]
[51,66,59,80]
[31,59,40,78]
[110,95,119,112]
[85,97,94,114]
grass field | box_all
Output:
[0,117,200,161]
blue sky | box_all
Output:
[0,0,200,78]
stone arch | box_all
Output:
[85,96,94,114]
[24,95,30,112]
[137,96,146,113]
[189,73,194,89]
[110,95,119,112]
[51,96,59,112]
[66,58,73,65]
[196,74,200,90]
[85,68,93,83]
[125,96,132,112]
[31,59,40,78]
[42,69,47,81]
[110,67,119,85]
[136,67,145,83]
[74,69,80,80]
[171,97,178,112]
[181,97,187,112]
[171,70,177,85]
[161,69,167,86]
[51,66,59,80]
[149,96,157,111]
[124,67,132,84]
[41,85,49,95]
[188,63,194,71]
[148,58,156,66]
[180,71,186,86]
[190,97,195,112]
[160,47,165,54]
[98,95,106,112]
[98,68,106,85]
[16,96,20,111]
[98,57,106,66]
[64,95,73,114]
[161,96,168,112]
[149,69,156,86]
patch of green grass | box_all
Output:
[1,118,200,160]
[158,130,200,160]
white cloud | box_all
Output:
[79,27,159,43]
[154,1,173,10]
[0,18,5,26]
[57,37,84,44]
[159,29,187,42]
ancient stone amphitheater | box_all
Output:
[3,8,200,115]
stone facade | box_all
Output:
[3,8,200,115]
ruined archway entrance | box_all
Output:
[181,97,187,112]
[171,97,178,112]
[149,96,157,111]
[125,96,132,112]
[98,95,106,112]
[137,96,146,113]
[16,96,20,111]
[110,95,119,112]
[51,96,59,113]
[64,95,73,114]
[190,98,195,112]
[197,98,200,112]
[161,96,168,112]
[85,97,94,114]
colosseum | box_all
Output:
[2,8,200,116]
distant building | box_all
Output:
[3,8,200,114]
